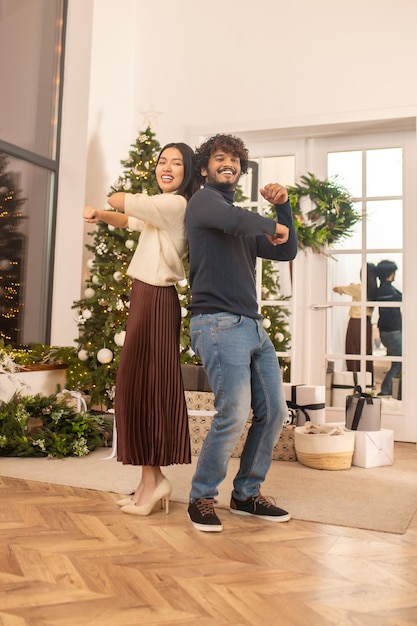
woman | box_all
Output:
[333,262,377,377]
[83,142,199,515]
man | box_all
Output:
[185,134,298,532]
[376,260,402,396]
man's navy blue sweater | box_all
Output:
[186,183,298,319]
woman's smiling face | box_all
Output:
[156,147,185,193]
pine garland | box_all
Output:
[288,173,361,253]
[0,393,112,458]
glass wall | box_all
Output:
[0,0,66,344]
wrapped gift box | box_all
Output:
[352,429,394,468]
[185,391,215,412]
[185,391,215,457]
[181,365,211,391]
[185,392,296,460]
[273,424,297,461]
[325,372,333,407]
[188,411,214,456]
[331,371,372,407]
[283,383,325,425]
[187,409,251,458]
[392,377,402,400]
[345,394,381,431]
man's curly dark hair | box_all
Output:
[195,134,249,184]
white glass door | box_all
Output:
[309,131,416,442]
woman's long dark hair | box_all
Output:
[157,142,200,200]
[366,263,378,300]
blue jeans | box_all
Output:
[189,313,287,502]
[379,330,402,395]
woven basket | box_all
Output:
[294,424,355,470]
[295,450,353,470]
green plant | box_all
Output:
[0,393,112,458]
[288,172,361,252]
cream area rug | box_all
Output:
[1,442,417,535]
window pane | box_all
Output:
[366,200,403,249]
[330,201,362,250]
[366,148,402,197]
[0,152,54,344]
[261,156,295,188]
[328,151,362,198]
[239,160,258,202]
[328,252,362,358]
[0,0,64,159]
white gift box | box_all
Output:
[283,383,325,425]
[352,429,394,468]
[331,371,372,407]
[0,372,30,403]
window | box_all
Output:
[327,147,403,401]
[0,0,66,344]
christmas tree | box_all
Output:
[0,152,26,345]
[71,127,162,408]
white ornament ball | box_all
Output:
[276,332,285,343]
[82,309,92,320]
[84,287,95,298]
[78,349,89,361]
[108,225,115,232]
[92,274,100,284]
[180,307,188,318]
[262,318,271,329]
[125,239,135,250]
[86,258,94,270]
[114,330,126,347]
[113,271,123,282]
[97,348,113,364]
[177,278,188,288]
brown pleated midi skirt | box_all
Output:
[345,316,373,375]
[115,279,191,466]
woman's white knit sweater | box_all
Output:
[124,192,187,286]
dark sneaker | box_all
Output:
[230,494,291,522]
[188,499,223,532]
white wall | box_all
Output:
[52,0,417,345]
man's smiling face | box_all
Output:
[201,150,242,190]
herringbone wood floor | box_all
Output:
[1,475,417,626]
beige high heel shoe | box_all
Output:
[121,478,172,516]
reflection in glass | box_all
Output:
[326,145,404,408]
[374,258,402,397]
[239,160,257,202]
[0,153,26,344]
[2,155,54,343]
[366,148,402,197]
[331,200,362,250]
[0,0,65,159]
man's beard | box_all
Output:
[213,179,236,191]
